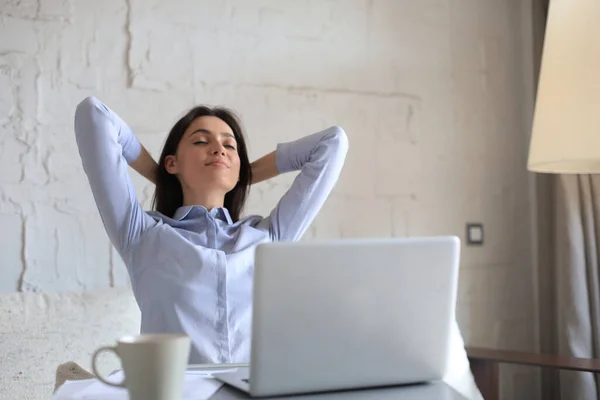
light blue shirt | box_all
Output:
[73,96,348,364]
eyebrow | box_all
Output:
[189,129,235,139]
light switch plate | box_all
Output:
[466,223,484,245]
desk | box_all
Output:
[209,381,470,399]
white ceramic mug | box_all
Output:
[91,334,191,400]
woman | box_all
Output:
[74,96,348,365]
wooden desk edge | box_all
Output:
[466,347,600,400]
[466,347,600,373]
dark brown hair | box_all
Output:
[152,106,252,222]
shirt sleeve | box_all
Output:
[74,96,155,256]
[258,126,349,242]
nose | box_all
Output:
[211,144,226,156]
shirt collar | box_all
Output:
[172,206,193,221]
[172,205,233,224]
[215,208,233,224]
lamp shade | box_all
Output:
[528,0,600,173]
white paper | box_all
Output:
[187,367,240,376]
[50,370,227,400]
[51,379,96,399]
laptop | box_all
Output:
[213,236,461,397]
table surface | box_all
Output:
[208,380,470,399]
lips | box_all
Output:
[207,161,229,168]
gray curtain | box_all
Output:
[537,174,600,400]
[553,175,600,399]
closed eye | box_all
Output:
[225,144,236,150]
[193,141,208,145]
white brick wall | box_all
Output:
[0,0,537,398]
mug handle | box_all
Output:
[91,346,126,388]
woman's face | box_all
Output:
[165,116,241,194]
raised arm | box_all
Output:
[74,96,156,256]
[255,126,348,242]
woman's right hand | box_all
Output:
[130,145,159,185]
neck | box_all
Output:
[181,187,225,211]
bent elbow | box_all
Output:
[75,96,109,126]
[326,125,349,160]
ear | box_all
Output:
[164,155,178,175]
